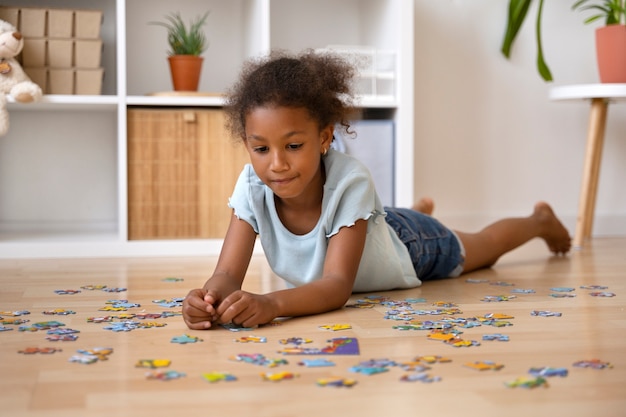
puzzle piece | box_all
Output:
[171,334,202,344]
[221,323,256,332]
[46,334,78,341]
[318,323,352,331]
[573,359,613,369]
[505,376,549,389]
[261,371,298,382]
[146,370,186,381]
[54,289,81,295]
[152,298,184,308]
[482,333,509,342]
[18,347,62,354]
[136,359,171,368]
[279,337,312,345]
[0,310,30,316]
[316,377,357,387]
[298,358,335,367]
[465,361,504,371]
[529,367,568,377]
[278,337,360,355]
[231,353,288,368]
[202,372,237,383]
[42,309,76,315]
[589,291,615,297]
[234,335,267,343]
[530,310,562,317]
[400,372,441,383]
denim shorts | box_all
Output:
[384,207,465,280]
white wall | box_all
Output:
[413,0,626,237]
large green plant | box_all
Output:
[501,0,552,81]
[150,11,209,56]
[501,0,626,82]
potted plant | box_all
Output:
[150,11,209,91]
[573,0,626,83]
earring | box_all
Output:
[322,148,328,156]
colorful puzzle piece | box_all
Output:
[203,372,237,383]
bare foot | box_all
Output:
[533,202,571,255]
[412,197,434,216]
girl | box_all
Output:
[182,50,571,330]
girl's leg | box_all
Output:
[454,202,571,274]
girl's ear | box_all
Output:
[320,124,334,150]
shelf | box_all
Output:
[7,95,119,111]
[1,0,414,259]
[126,94,225,107]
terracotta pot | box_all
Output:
[595,24,626,83]
[168,55,204,91]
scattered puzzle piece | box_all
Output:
[234,335,267,343]
[261,371,297,382]
[298,358,335,367]
[203,372,237,383]
[18,347,62,354]
[42,309,76,315]
[316,377,357,387]
[529,367,568,377]
[531,310,562,317]
[400,372,442,383]
[278,337,360,355]
[505,376,548,389]
[590,291,615,297]
[482,333,509,342]
[171,334,202,344]
[465,361,504,371]
[573,359,613,369]
[319,323,352,331]
[231,353,288,368]
[136,359,171,368]
[146,370,186,381]
[54,289,81,295]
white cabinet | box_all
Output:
[0,0,414,259]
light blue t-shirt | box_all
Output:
[228,149,421,292]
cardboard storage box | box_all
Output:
[47,39,73,67]
[48,68,73,94]
[75,39,103,68]
[23,68,47,93]
[27,68,103,95]
[21,38,47,67]
[19,8,47,37]
[76,68,104,95]
[75,10,102,39]
[0,7,19,28]
[0,7,102,38]
[22,38,103,68]
[48,9,73,38]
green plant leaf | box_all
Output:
[535,0,553,81]
[501,0,533,57]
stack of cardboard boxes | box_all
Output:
[0,6,104,95]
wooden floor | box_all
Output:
[1,238,624,417]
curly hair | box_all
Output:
[224,49,360,142]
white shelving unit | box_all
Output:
[1,0,414,259]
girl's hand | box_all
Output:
[182,288,219,330]
[216,290,279,328]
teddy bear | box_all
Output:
[0,19,43,136]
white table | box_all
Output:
[550,83,626,248]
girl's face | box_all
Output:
[243,106,333,203]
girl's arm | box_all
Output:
[182,212,257,329]
[216,219,368,326]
